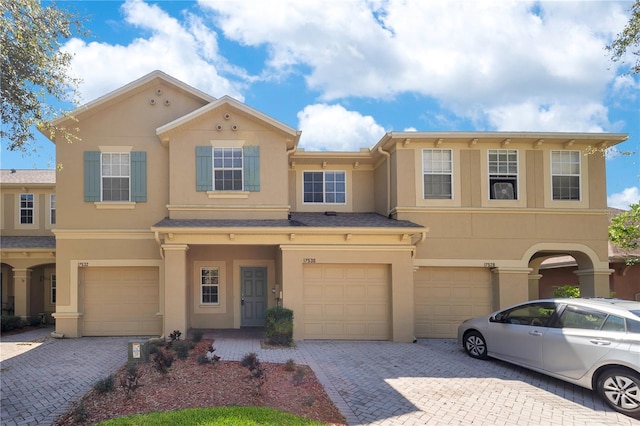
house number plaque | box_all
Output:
[78,262,89,267]
[303,258,316,264]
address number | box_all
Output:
[303,258,316,264]
[78,262,89,267]
[484,262,496,268]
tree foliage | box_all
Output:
[1,0,86,152]
[609,203,640,265]
[607,0,640,74]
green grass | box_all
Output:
[95,406,324,425]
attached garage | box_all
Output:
[414,267,492,338]
[303,264,390,340]
[81,267,161,336]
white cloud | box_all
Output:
[63,0,246,103]
[297,104,386,151]
[200,0,631,132]
[608,187,640,210]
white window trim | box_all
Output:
[302,170,347,204]
[422,148,454,200]
[487,149,519,201]
[18,193,37,228]
[49,194,56,225]
[550,150,581,201]
[212,147,244,192]
[200,266,220,305]
[100,152,132,202]
[193,261,226,314]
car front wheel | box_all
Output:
[596,368,640,418]
[463,330,488,360]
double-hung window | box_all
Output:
[551,150,580,200]
[50,274,56,305]
[303,171,346,204]
[214,148,243,190]
[201,267,219,304]
[101,153,130,201]
[20,193,34,224]
[50,194,56,225]
[488,149,518,200]
[423,149,453,199]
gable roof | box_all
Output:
[155,95,301,148]
[42,70,216,140]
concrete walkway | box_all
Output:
[1,328,638,425]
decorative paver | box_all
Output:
[1,329,639,425]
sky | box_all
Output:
[2,0,639,209]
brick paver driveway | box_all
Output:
[299,339,639,425]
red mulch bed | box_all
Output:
[53,339,347,425]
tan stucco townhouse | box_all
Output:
[0,70,628,342]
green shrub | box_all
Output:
[93,375,115,393]
[1,315,24,332]
[553,285,580,298]
[265,306,294,346]
[191,329,204,343]
[172,340,195,360]
[28,316,42,327]
[284,358,296,372]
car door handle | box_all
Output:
[589,339,611,346]
[529,331,543,336]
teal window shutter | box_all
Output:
[131,152,147,202]
[84,151,100,202]
[196,146,213,191]
[243,146,260,191]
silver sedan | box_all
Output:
[457,298,640,419]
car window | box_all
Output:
[558,306,607,330]
[601,314,626,332]
[497,302,557,326]
[627,318,640,334]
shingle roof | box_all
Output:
[0,170,56,184]
[153,212,424,229]
[0,236,56,249]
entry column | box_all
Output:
[575,268,613,297]
[13,268,32,319]
[162,244,189,338]
[491,267,532,309]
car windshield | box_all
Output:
[630,309,640,318]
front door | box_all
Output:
[241,267,267,327]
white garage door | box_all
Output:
[303,264,390,340]
[81,267,161,336]
[415,267,492,338]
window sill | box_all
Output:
[94,202,136,210]
[207,192,249,199]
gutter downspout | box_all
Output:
[377,146,391,216]
[154,231,164,260]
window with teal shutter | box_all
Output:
[84,151,101,202]
[84,151,147,202]
[196,146,260,192]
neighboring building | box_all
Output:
[539,208,640,301]
[3,70,628,341]
[0,169,57,322]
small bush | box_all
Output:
[120,364,142,397]
[74,401,87,423]
[553,285,580,298]
[93,375,115,393]
[284,359,296,372]
[265,306,294,346]
[197,354,209,364]
[292,367,306,386]
[173,340,195,360]
[1,315,24,332]
[28,316,42,327]
[153,349,174,376]
[241,352,260,370]
[191,329,204,342]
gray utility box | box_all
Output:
[127,339,149,363]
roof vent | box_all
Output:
[11,169,16,173]
[324,211,337,216]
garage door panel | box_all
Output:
[303,264,390,340]
[415,267,492,338]
[82,267,160,336]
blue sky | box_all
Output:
[2,0,639,209]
